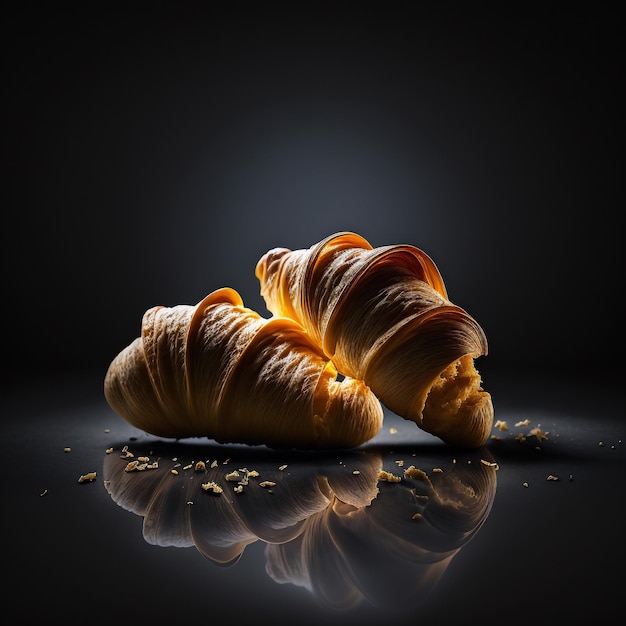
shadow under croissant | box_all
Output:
[102,440,497,613]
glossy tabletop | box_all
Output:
[3,373,623,625]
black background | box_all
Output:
[3,2,624,390]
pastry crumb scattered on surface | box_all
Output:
[259,481,276,488]
[389,427,398,434]
[378,470,402,483]
[124,460,139,472]
[194,461,206,472]
[515,419,530,427]
[78,472,97,483]
[522,482,529,488]
[494,420,508,431]
[403,465,427,480]
[395,459,405,467]
[278,464,288,471]
[171,469,179,475]
[225,470,241,482]
[547,474,559,481]
[432,467,444,473]
[105,447,113,454]
[528,427,549,442]
[201,481,223,494]
[40,489,48,497]
[411,513,423,520]
[480,459,499,470]
[64,447,71,453]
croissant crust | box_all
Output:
[256,232,494,447]
[104,287,384,449]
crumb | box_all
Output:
[104,429,110,433]
[183,463,193,470]
[395,459,405,467]
[186,501,193,505]
[389,427,398,434]
[352,470,360,475]
[64,447,71,453]
[259,481,276,488]
[411,513,423,520]
[105,447,113,454]
[528,427,549,442]
[547,474,559,481]
[432,467,444,473]
[194,461,206,472]
[278,464,288,471]
[599,441,604,446]
[210,460,218,468]
[378,470,402,483]
[569,474,573,481]
[480,459,499,470]
[515,433,527,443]
[201,481,223,494]
[171,469,179,475]
[515,419,530,427]
[120,445,134,459]
[138,456,150,462]
[225,470,241,482]
[40,489,48,497]
[494,420,508,431]
[78,472,97,483]
[522,482,529,488]
[233,485,244,493]
[490,434,502,440]
[124,461,139,472]
[403,466,427,480]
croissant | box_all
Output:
[255,232,494,447]
[104,287,384,449]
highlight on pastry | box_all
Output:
[104,287,383,449]
[256,232,493,447]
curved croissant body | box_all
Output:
[104,288,384,449]
[255,232,494,447]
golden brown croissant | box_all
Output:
[104,287,384,449]
[255,232,494,447]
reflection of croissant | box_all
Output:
[266,454,497,611]
[102,441,497,612]
[104,287,383,449]
[102,442,383,565]
[256,232,494,447]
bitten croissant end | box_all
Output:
[255,232,494,448]
[104,287,384,449]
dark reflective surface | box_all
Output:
[3,373,623,625]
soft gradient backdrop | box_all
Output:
[4,3,623,390]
